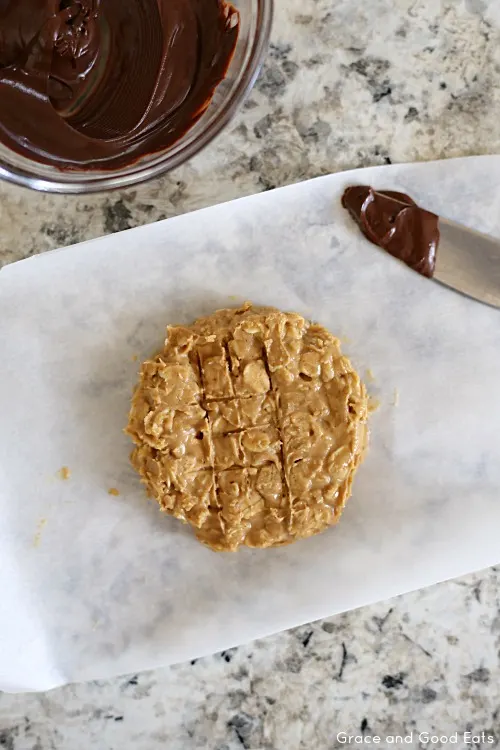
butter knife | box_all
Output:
[341,186,500,310]
[435,218,500,309]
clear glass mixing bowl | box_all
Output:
[0,0,273,194]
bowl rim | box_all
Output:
[0,0,273,195]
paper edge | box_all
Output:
[2,155,498,280]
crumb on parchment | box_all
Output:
[108,488,120,496]
[33,518,48,548]
[131,354,138,362]
[57,466,71,480]
[365,368,376,383]
[393,388,400,407]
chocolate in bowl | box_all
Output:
[0,0,273,193]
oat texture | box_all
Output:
[127,304,369,551]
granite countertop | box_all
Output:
[1,1,500,748]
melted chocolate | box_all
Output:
[0,0,238,171]
[341,186,440,278]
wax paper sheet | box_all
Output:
[2,156,500,692]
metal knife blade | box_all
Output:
[435,218,500,309]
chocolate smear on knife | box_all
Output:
[341,186,440,278]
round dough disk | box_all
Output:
[127,303,369,551]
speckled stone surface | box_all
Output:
[1,0,500,747]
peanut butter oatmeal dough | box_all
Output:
[126,304,369,551]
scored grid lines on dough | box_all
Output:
[197,338,283,511]
[191,338,278,535]
[194,347,218,512]
[127,304,369,551]
[259,340,293,531]
[189,330,288,548]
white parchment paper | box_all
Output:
[2,156,500,692]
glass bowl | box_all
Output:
[0,0,273,194]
